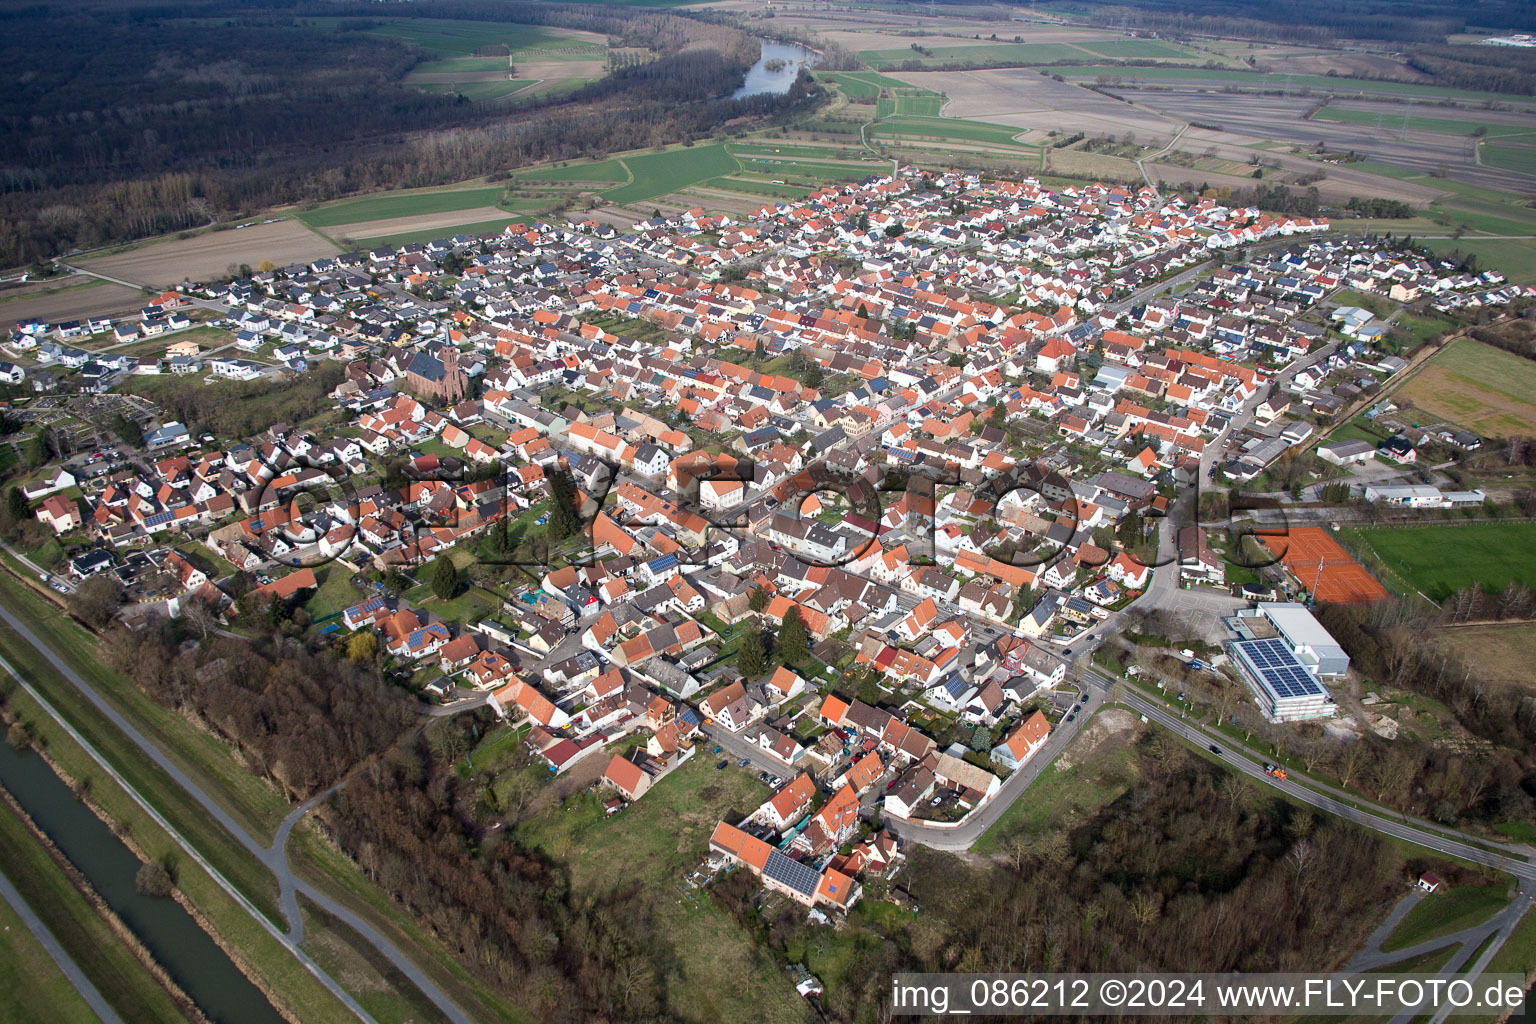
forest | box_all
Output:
[1061,0,1523,43]
[0,0,816,268]
[316,713,675,1023]
[98,625,416,799]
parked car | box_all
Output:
[714,761,727,771]
[737,758,750,768]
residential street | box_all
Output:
[882,686,1093,850]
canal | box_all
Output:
[0,738,285,1024]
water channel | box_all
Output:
[0,737,285,1024]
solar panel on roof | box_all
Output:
[763,850,819,896]
[1233,638,1327,701]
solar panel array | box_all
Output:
[763,849,820,897]
[1235,638,1326,700]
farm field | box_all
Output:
[600,143,741,204]
[871,116,1030,146]
[298,186,508,228]
[348,216,531,251]
[860,42,1090,69]
[1479,141,1536,178]
[1421,237,1536,285]
[0,278,147,330]
[412,56,509,75]
[1436,622,1536,691]
[326,206,516,245]
[76,220,340,288]
[858,36,1204,70]
[412,79,537,102]
[1344,522,1536,603]
[517,158,628,183]
[343,18,600,58]
[1045,65,1536,106]
[889,68,1181,146]
[1395,337,1536,436]
[704,176,815,199]
[1117,89,1504,198]
[728,157,877,183]
[1311,105,1536,138]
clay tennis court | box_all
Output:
[1262,526,1388,604]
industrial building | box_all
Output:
[1226,603,1349,721]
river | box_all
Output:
[0,739,285,1024]
[732,41,819,99]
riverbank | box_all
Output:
[0,662,360,1023]
[1,711,304,1024]
[0,740,199,1023]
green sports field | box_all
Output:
[1344,522,1536,602]
[298,186,508,228]
[877,89,943,117]
[826,71,909,97]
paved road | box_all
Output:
[1080,662,1536,884]
[0,866,126,1024]
[883,685,1093,850]
[1336,884,1533,1024]
[703,720,798,779]
[0,602,476,1024]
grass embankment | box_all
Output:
[288,824,535,1024]
[0,678,362,1022]
[0,571,377,1020]
[972,725,1140,856]
[1382,886,1511,952]
[0,882,105,1024]
[300,897,453,1024]
[0,569,288,845]
[0,789,184,1023]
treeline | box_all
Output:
[1345,197,1415,218]
[719,741,1421,1021]
[100,627,415,799]
[1408,43,1536,97]
[1468,313,1536,362]
[1315,600,1536,817]
[124,362,346,437]
[1067,0,1479,43]
[315,716,674,1022]
[0,0,798,268]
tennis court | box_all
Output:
[1262,526,1388,603]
